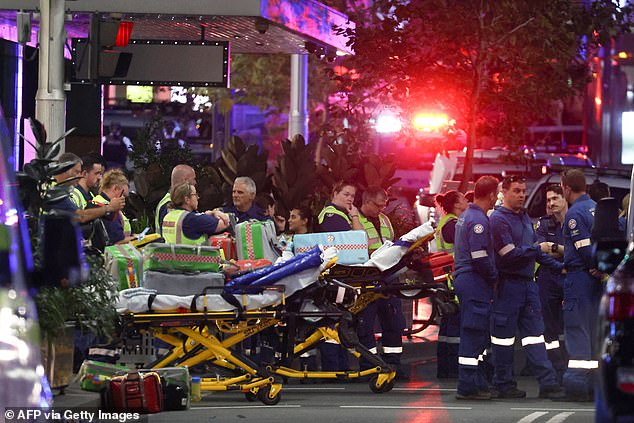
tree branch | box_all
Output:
[494,17,536,46]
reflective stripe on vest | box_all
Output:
[162,209,206,245]
[318,205,351,225]
[435,213,457,254]
[358,212,394,253]
[70,187,88,210]
[155,192,171,234]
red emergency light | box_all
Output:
[115,21,134,47]
[412,112,449,132]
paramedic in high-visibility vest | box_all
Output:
[69,153,106,210]
[317,181,364,232]
[356,187,408,379]
[434,190,468,379]
[162,182,230,245]
[155,164,197,235]
[91,169,136,245]
[50,153,124,223]
[316,181,363,371]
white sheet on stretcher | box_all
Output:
[116,267,323,314]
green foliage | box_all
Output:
[35,254,118,342]
[328,0,633,185]
[272,135,317,215]
[213,136,272,205]
[315,134,400,197]
[17,118,77,217]
[16,119,120,343]
[127,116,197,227]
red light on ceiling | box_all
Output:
[115,21,134,47]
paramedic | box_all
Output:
[162,182,230,245]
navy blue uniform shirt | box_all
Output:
[223,204,270,224]
[535,215,565,274]
[490,206,563,280]
[454,203,497,285]
[179,209,221,240]
[92,192,125,244]
[318,203,352,233]
[49,196,78,213]
[562,194,596,271]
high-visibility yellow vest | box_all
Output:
[358,212,394,254]
[70,186,88,209]
[155,192,171,234]
[317,205,351,225]
[93,193,131,237]
[435,213,458,255]
[162,209,206,245]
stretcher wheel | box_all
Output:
[369,375,395,394]
[257,386,281,405]
[245,390,258,402]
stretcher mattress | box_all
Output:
[116,287,283,313]
[117,246,336,314]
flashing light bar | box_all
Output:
[375,114,402,134]
[412,113,449,132]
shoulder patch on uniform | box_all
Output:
[568,219,577,230]
[535,220,541,229]
[473,224,484,234]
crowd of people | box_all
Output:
[439,170,624,402]
[48,153,621,401]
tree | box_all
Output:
[335,0,633,188]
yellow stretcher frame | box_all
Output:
[121,233,447,402]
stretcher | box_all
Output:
[117,227,458,404]
[118,246,334,405]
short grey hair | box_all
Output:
[58,152,82,165]
[234,176,257,194]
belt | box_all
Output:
[499,274,533,282]
[565,266,588,272]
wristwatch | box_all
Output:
[551,243,559,254]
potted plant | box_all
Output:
[17,119,119,391]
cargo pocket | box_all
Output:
[492,312,508,329]
[463,300,491,331]
[562,298,580,329]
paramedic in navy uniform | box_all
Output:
[315,181,362,371]
[222,176,270,223]
[489,176,565,400]
[453,175,499,400]
[559,168,600,401]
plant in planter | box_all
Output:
[17,118,119,391]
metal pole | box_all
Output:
[35,0,66,154]
[288,53,308,142]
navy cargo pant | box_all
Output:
[562,270,602,398]
[437,312,461,378]
[536,270,567,379]
[491,278,559,391]
[454,273,493,395]
[358,297,405,369]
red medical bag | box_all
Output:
[106,371,163,414]
[411,252,454,282]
